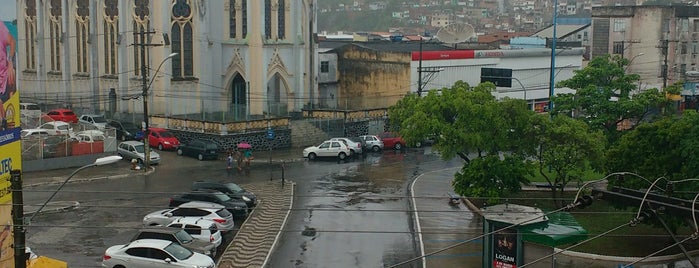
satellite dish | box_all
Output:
[435,23,475,44]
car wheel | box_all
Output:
[113,265,125,268]
[177,149,183,156]
[414,141,422,148]
[338,152,347,160]
[308,153,317,160]
[158,144,164,151]
[198,153,204,161]
[372,145,381,152]
[394,143,403,150]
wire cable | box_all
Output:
[620,233,699,268]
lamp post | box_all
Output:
[27,156,122,225]
[548,0,559,112]
[142,53,178,169]
[625,53,644,73]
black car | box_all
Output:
[107,119,140,141]
[177,139,220,161]
[191,181,257,211]
[169,189,248,219]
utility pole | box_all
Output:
[133,29,161,169]
[10,170,25,268]
[548,0,559,112]
[418,39,423,96]
[661,39,669,89]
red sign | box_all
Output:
[411,50,475,61]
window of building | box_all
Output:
[229,0,236,38]
[613,41,624,55]
[613,19,625,32]
[104,0,118,75]
[228,0,247,39]
[242,0,247,38]
[321,61,329,73]
[682,42,688,55]
[133,0,149,77]
[24,0,37,70]
[171,0,194,78]
[278,0,285,39]
[76,0,90,74]
[49,0,61,72]
[694,20,699,32]
[264,0,271,39]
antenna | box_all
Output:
[435,23,475,44]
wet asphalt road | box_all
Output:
[23,147,466,267]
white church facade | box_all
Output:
[16,0,317,122]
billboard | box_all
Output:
[0,20,19,267]
[493,228,518,268]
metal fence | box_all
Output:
[21,127,117,161]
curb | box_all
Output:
[24,166,156,188]
[23,201,80,216]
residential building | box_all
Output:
[591,5,699,91]
[16,0,315,122]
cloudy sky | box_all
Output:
[0,1,16,21]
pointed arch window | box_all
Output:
[229,0,248,40]
[171,0,194,78]
[264,0,271,39]
[104,0,118,75]
[49,0,62,72]
[277,0,285,39]
[133,0,149,77]
[76,0,90,73]
[24,0,37,70]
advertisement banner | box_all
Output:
[1,19,19,268]
[493,228,518,268]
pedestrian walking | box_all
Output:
[235,148,244,172]
[227,152,233,170]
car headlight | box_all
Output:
[164,141,171,144]
[242,196,251,202]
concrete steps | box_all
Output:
[290,119,330,148]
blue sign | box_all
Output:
[267,128,275,140]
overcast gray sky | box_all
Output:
[0,1,17,21]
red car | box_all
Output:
[46,109,78,123]
[379,132,406,150]
[147,127,181,151]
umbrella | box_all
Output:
[237,142,252,149]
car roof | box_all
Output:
[127,239,172,248]
[41,121,70,126]
[170,217,217,226]
[76,130,105,135]
[121,141,143,146]
[49,108,73,112]
[149,127,167,131]
[178,201,225,209]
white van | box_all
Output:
[19,103,41,119]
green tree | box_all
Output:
[530,114,606,203]
[552,54,667,143]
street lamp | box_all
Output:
[142,52,178,168]
[625,53,644,72]
[27,155,122,224]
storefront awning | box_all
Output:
[520,212,588,247]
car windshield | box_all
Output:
[213,192,232,202]
[216,209,232,218]
[223,183,244,193]
[92,116,107,123]
[122,122,138,130]
[174,230,194,244]
[133,144,145,153]
[159,131,175,138]
[205,143,218,150]
[57,125,70,130]
[164,242,193,260]
[25,104,40,110]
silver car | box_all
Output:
[117,141,161,165]
[359,135,384,152]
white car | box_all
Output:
[167,217,223,249]
[329,137,363,156]
[38,121,73,136]
[102,239,215,268]
[143,201,235,232]
[117,141,161,165]
[302,140,351,160]
[74,130,106,143]
[79,114,108,130]
[20,129,49,138]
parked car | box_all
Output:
[130,227,217,257]
[329,137,364,156]
[177,139,219,161]
[38,121,73,136]
[142,201,235,232]
[46,108,78,123]
[302,140,351,160]
[359,135,384,152]
[166,217,223,250]
[74,130,106,143]
[379,132,406,150]
[78,114,108,130]
[191,181,257,211]
[169,189,248,219]
[117,141,161,165]
[107,119,140,141]
[102,239,215,268]
[146,127,181,151]
[19,103,41,119]
[20,129,49,138]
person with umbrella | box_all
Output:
[237,142,251,172]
